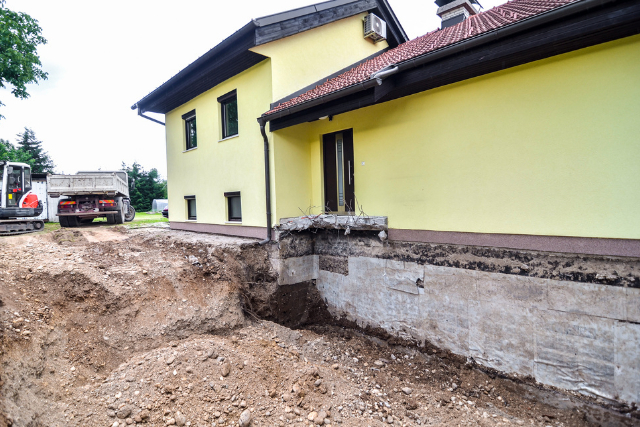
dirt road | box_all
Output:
[0,226,634,427]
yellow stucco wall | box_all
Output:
[250,13,388,102]
[165,60,272,227]
[272,35,640,239]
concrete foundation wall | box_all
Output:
[276,231,640,405]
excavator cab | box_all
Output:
[4,164,32,207]
[0,162,43,234]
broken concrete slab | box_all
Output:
[278,214,387,232]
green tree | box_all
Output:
[122,162,167,212]
[0,1,48,119]
[0,138,32,163]
[16,127,54,173]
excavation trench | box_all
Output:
[0,227,636,427]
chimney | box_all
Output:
[435,0,480,29]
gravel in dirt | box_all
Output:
[0,227,633,427]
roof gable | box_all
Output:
[132,0,407,115]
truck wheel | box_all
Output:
[59,216,69,227]
[67,216,79,227]
[125,204,135,222]
[114,198,125,224]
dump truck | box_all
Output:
[48,171,135,227]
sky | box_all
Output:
[0,0,508,177]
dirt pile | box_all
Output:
[0,227,636,427]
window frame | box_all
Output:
[218,90,238,139]
[224,191,242,222]
[184,195,197,221]
[182,110,197,150]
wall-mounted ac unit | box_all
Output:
[364,13,387,43]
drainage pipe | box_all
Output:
[258,118,272,245]
[134,106,165,126]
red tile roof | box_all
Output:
[264,0,578,116]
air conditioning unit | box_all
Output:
[364,13,387,43]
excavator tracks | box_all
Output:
[0,220,45,236]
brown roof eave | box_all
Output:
[259,0,616,124]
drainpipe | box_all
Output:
[371,65,399,85]
[255,68,396,245]
[132,105,165,126]
[258,118,272,245]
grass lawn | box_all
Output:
[126,212,168,228]
[38,211,167,234]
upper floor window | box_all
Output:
[218,90,238,139]
[182,109,197,150]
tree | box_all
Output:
[15,127,54,173]
[122,162,167,212]
[0,138,32,163]
[0,1,48,119]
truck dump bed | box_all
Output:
[48,171,129,198]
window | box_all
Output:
[225,192,241,222]
[23,168,31,190]
[182,110,197,150]
[218,90,238,139]
[185,195,196,220]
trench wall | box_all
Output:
[274,231,640,405]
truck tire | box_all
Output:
[59,216,69,227]
[125,205,135,222]
[114,197,125,224]
[67,216,79,227]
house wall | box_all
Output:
[165,60,272,233]
[250,13,388,103]
[272,34,640,240]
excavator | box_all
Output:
[0,161,44,235]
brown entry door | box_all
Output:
[323,129,354,213]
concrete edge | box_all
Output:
[170,221,268,240]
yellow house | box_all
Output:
[133,0,640,404]
[132,0,407,239]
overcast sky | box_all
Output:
[0,0,507,177]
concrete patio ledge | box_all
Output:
[278,214,388,232]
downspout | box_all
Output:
[372,65,399,85]
[255,68,396,246]
[132,105,165,126]
[258,118,272,245]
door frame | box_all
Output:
[322,129,354,213]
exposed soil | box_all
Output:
[0,227,636,427]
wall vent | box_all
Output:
[364,13,387,43]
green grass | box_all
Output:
[36,211,167,234]
[126,211,168,228]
